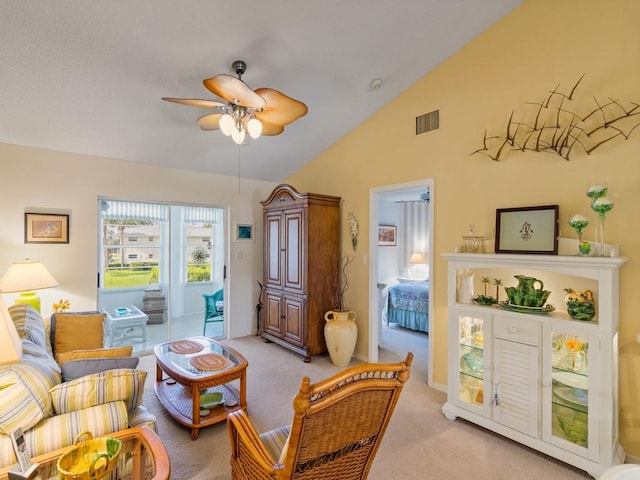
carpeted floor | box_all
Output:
[138,330,590,479]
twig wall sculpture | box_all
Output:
[471,75,640,161]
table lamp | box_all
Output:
[0,293,22,365]
[409,252,425,265]
[0,260,59,312]
[409,252,426,279]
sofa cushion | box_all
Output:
[50,369,147,414]
[0,401,129,467]
[0,363,56,435]
[57,345,133,364]
[8,304,51,355]
[51,312,105,362]
[61,357,140,381]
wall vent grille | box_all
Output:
[416,110,439,135]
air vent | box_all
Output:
[416,110,439,135]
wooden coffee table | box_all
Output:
[154,336,248,440]
[0,426,169,480]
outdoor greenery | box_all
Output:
[188,264,211,283]
[104,264,209,287]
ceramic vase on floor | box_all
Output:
[324,310,357,367]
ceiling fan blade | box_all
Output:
[203,75,266,108]
[254,88,308,125]
[197,113,222,130]
[260,120,285,136]
[162,97,226,109]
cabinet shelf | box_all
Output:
[442,252,626,478]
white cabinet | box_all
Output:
[442,253,626,478]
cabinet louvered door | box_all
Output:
[493,338,539,437]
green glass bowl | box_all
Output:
[567,301,595,321]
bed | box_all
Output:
[386,281,429,333]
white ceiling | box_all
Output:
[0,1,522,182]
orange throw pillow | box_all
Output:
[53,313,105,363]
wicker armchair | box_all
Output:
[227,352,413,480]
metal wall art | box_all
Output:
[472,75,640,162]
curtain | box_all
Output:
[401,201,429,267]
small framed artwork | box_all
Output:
[25,213,70,244]
[235,223,254,242]
[495,205,559,254]
[378,224,397,246]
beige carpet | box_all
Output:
[138,329,590,479]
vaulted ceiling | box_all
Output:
[0,1,522,182]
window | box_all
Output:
[186,223,213,283]
[100,200,165,289]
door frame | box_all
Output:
[368,178,434,387]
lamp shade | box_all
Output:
[0,260,59,292]
[0,294,22,365]
[0,260,58,312]
[409,252,426,264]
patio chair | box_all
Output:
[202,289,223,335]
[227,352,413,480]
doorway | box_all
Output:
[97,198,226,354]
[368,179,434,386]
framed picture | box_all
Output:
[378,224,397,246]
[25,213,70,244]
[495,205,559,254]
[235,223,254,242]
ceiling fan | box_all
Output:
[163,60,308,145]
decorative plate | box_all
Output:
[555,386,588,407]
[498,302,555,315]
[200,392,224,409]
[463,350,484,374]
[190,353,230,371]
[169,339,204,354]
[553,371,588,390]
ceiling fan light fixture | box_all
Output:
[247,117,262,139]
[163,60,307,144]
[219,113,234,136]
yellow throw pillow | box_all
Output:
[57,345,133,364]
[53,313,105,363]
[50,369,147,414]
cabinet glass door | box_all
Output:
[551,332,589,448]
[458,315,485,408]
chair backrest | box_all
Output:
[203,289,223,314]
[280,352,413,479]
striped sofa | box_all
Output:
[0,305,156,468]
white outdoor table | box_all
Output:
[101,305,149,346]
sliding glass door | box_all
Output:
[97,198,225,354]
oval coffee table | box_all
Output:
[154,336,248,440]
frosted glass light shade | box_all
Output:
[231,127,245,145]
[247,117,262,139]
[0,295,22,365]
[219,114,234,136]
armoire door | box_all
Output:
[283,208,305,293]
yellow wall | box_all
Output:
[287,0,640,453]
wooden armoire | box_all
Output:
[260,184,341,362]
